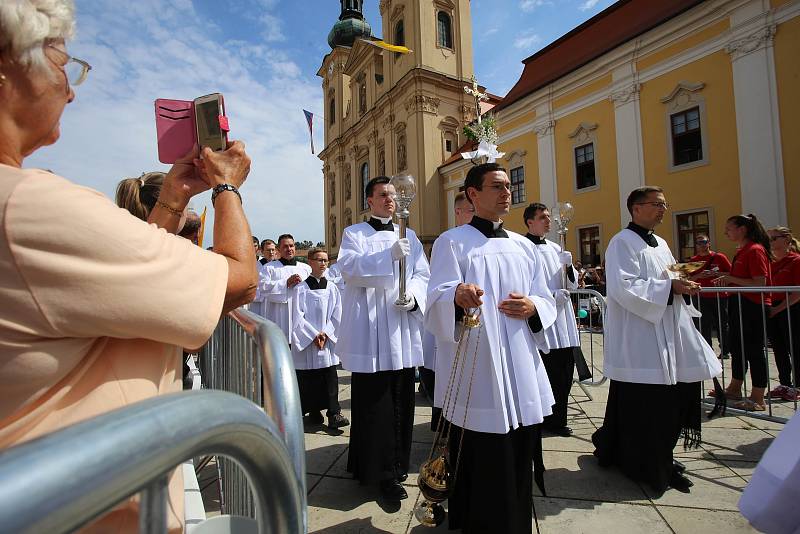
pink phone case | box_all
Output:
[155,98,196,164]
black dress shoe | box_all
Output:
[380,479,408,501]
[327,412,350,429]
[669,472,694,493]
[397,473,408,483]
[673,459,686,474]
[306,411,324,425]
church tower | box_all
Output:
[318,0,478,256]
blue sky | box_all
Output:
[27,0,616,244]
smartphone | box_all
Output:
[194,93,227,152]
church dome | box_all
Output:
[327,0,372,49]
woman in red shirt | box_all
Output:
[766,226,800,402]
[714,214,773,411]
[690,234,733,357]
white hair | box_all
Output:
[0,0,75,71]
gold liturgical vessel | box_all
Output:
[667,261,706,279]
[415,308,482,527]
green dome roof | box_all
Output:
[328,16,372,49]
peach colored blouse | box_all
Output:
[0,165,228,532]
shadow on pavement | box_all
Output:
[310,518,395,533]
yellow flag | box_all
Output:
[198,206,207,248]
[360,38,413,54]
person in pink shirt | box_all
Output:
[0,1,257,531]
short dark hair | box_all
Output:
[626,186,664,214]
[261,239,275,248]
[464,163,506,204]
[252,235,259,245]
[523,202,548,225]
[365,176,391,199]
[307,247,327,260]
[278,233,294,244]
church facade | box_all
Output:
[320,0,798,264]
[317,0,483,257]
[439,0,799,264]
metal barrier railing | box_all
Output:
[0,391,304,534]
[697,286,799,424]
[199,309,307,530]
[571,288,608,391]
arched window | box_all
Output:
[437,12,452,49]
[329,97,335,125]
[360,161,370,211]
[394,20,405,59]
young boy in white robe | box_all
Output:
[592,186,722,494]
[291,248,348,429]
[426,163,557,534]
[337,176,431,502]
[260,233,311,343]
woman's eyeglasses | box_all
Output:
[47,45,92,86]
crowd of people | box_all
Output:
[1,3,799,534]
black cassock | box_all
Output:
[347,368,416,483]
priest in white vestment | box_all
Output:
[426,163,556,534]
[592,186,721,494]
[523,202,585,437]
[291,248,348,429]
[260,234,311,343]
[337,176,431,501]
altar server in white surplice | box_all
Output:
[426,163,557,534]
[261,234,311,343]
[523,202,585,437]
[337,176,430,502]
[291,248,349,429]
[592,186,722,495]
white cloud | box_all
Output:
[579,0,601,11]
[26,0,325,244]
[519,0,553,12]
[513,31,542,50]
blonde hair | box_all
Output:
[115,172,166,221]
[0,0,75,71]
[771,226,800,253]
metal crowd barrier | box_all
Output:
[199,309,307,530]
[571,288,608,393]
[0,391,304,534]
[697,286,799,424]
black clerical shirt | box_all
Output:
[305,276,327,290]
[367,217,394,232]
[458,217,542,331]
[279,257,297,266]
[626,222,658,247]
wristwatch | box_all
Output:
[211,183,242,206]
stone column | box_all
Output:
[534,117,557,218]
[609,80,645,228]
[726,23,786,226]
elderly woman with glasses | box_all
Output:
[0,1,256,532]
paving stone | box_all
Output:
[699,427,774,463]
[307,476,418,533]
[304,430,349,476]
[535,498,671,534]
[644,466,747,512]
[534,451,650,504]
[657,505,757,533]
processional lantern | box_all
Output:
[553,201,575,288]
[390,172,416,306]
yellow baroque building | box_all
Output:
[321,0,799,264]
[441,0,799,264]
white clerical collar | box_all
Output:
[492,219,503,230]
[371,215,392,224]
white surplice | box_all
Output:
[260,260,312,342]
[604,229,722,384]
[291,279,341,370]
[425,225,558,434]
[336,222,430,372]
[324,263,346,294]
[250,259,268,318]
[533,238,580,350]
